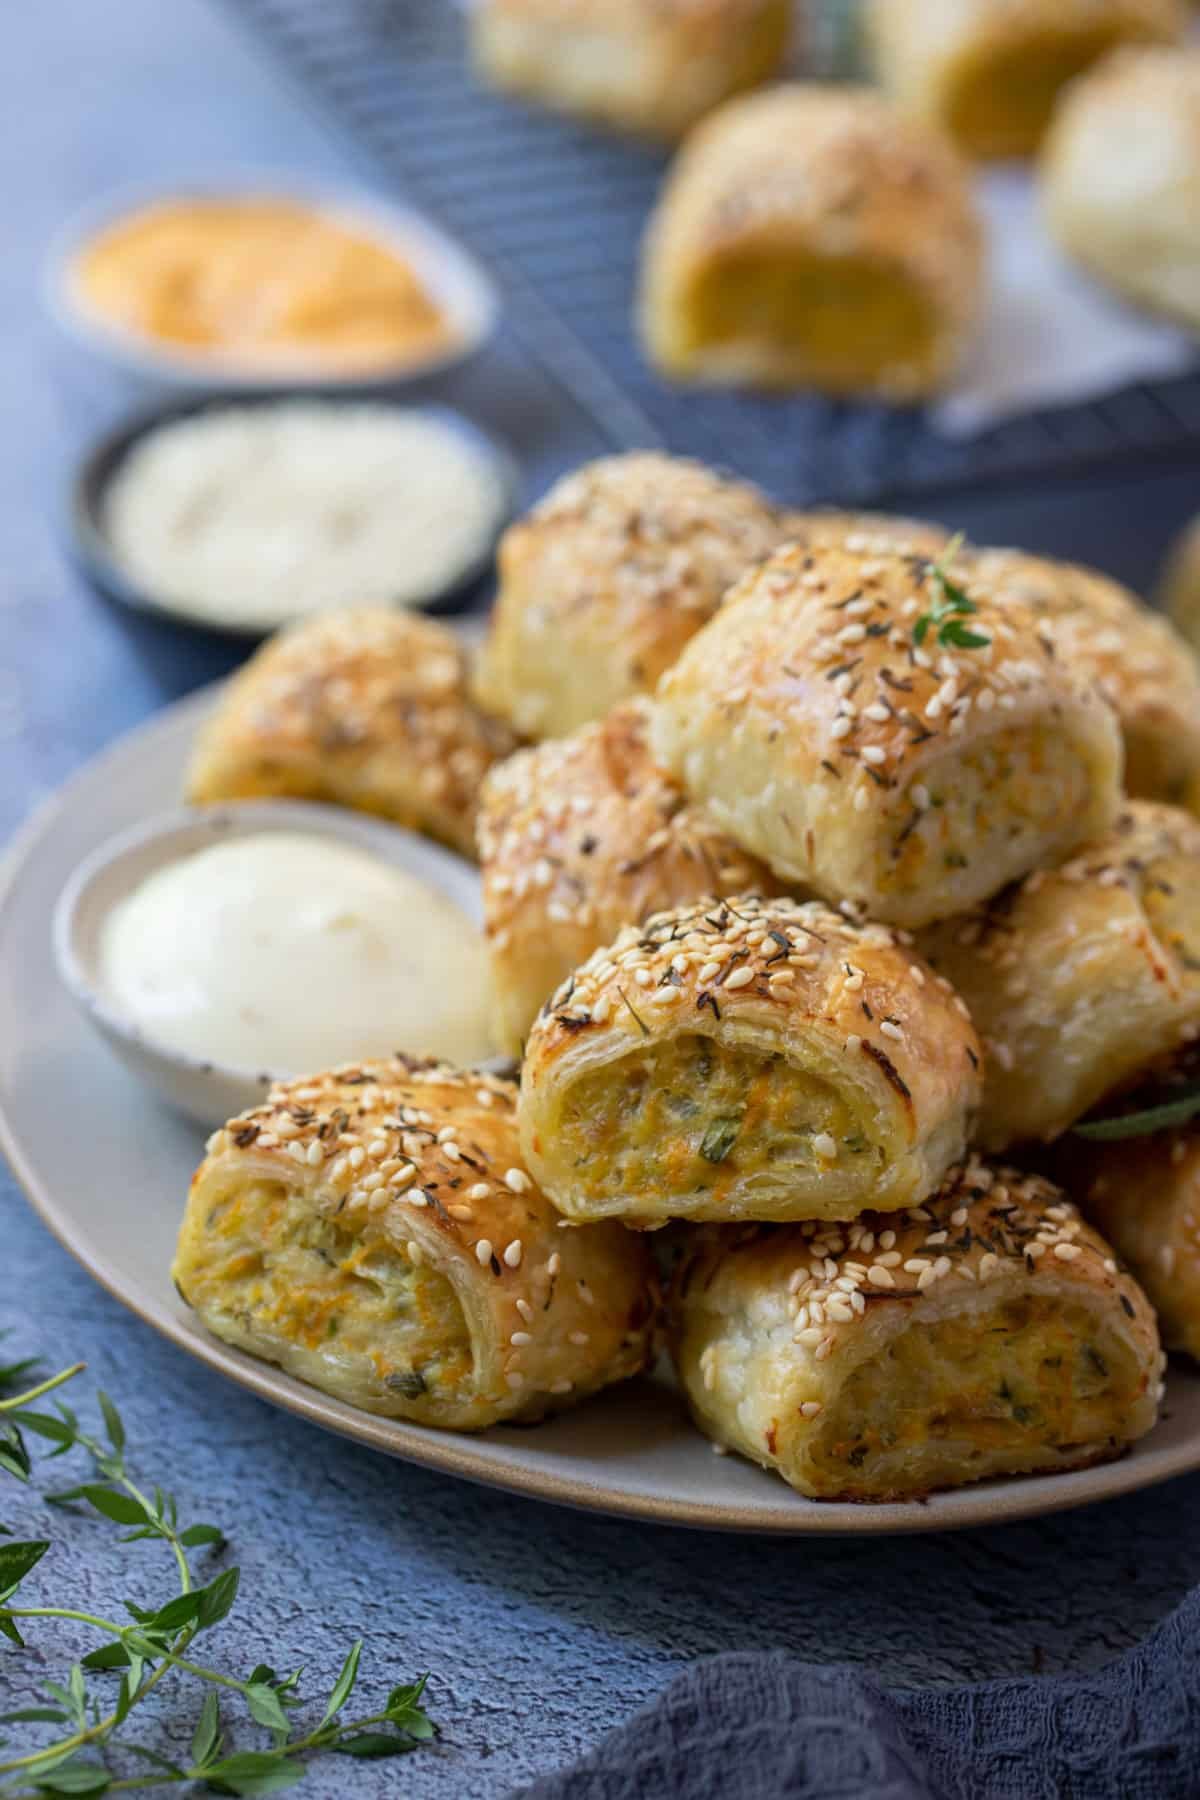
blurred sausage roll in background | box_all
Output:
[639,84,985,400]
[670,1159,1162,1500]
[187,607,517,860]
[867,0,1184,160]
[473,453,792,741]
[962,546,1200,809]
[652,539,1123,928]
[519,895,981,1226]
[478,699,779,1054]
[1041,46,1200,330]
[918,803,1200,1150]
[470,0,791,140]
[174,1058,657,1429]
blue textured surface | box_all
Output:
[5,5,1200,1797]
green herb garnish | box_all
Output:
[699,1116,741,1164]
[1072,1083,1200,1140]
[913,535,991,652]
[0,1347,436,1795]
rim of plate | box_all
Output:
[4,686,1200,1535]
[45,176,500,390]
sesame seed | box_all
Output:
[799,1401,823,1420]
[547,1252,562,1277]
[510,1331,532,1347]
[475,1239,494,1266]
[1053,1243,1081,1261]
[867,1267,895,1289]
[504,1239,523,1268]
[505,1168,532,1194]
[813,1132,838,1159]
[725,966,755,991]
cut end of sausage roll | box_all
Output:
[473,453,793,742]
[186,607,518,860]
[964,546,1200,809]
[919,801,1200,1150]
[173,1057,657,1431]
[479,699,781,1055]
[868,0,1184,161]
[638,85,984,400]
[471,0,791,140]
[670,1158,1162,1501]
[1041,45,1200,330]
[652,540,1123,929]
[518,895,982,1225]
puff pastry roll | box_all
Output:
[1042,47,1200,328]
[652,540,1123,929]
[187,607,518,860]
[670,1159,1161,1501]
[470,0,790,140]
[173,1058,657,1430]
[868,0,1184,160]
[918,802,1200,1150]
[638,85,984,400]
[964,546,1200,808]
[473,453,792,741]
[1161,511,1200,664]
[518,895,982,1226]
[479,700,779,1055]
[1060,1117,1200,1360]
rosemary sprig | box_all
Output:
[913,535,991,652]
[0,1350,435,1795]
[1072,1082,1200,1141]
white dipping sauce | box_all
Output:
[99,832,492,1074]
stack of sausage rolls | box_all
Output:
[175,450,1200,1504]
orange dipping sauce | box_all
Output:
[72,196,457,374]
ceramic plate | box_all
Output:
[4,689,1200,1534]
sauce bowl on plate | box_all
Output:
[53,801,491,1127]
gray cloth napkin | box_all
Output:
[516,1586,1199,1799]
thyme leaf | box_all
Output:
[1072,1083,1200,1140]
[699,1116,741,1164]
[913,535,991,652]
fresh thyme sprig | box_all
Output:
[913,535,991,652]
[1072,1082,1200,1141]
[0,1350,435,1796]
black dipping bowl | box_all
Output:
[65,390,520,639]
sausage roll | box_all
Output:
[963,546,1200,808]
[918,802,1200,1150]
[1042,47,1200,329]
[473,453,792,742]
[867,0,1184,160]
[186,607,518,860]
[638,85,985,400]
[470,0,790,140]
[652,540,1123,929]
[1161,511,1200,658]
[1060,1116,1200,1360]
[479,699,780,1055]
[671,1158,1162,1501]
[518,895,982,1226]
[173,1058,657,1430]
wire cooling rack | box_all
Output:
[219,0,1200,505]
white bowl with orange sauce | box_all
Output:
[47,180,500,390]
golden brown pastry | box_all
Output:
[1161,511,1200,661]
[786,511,952,560]
[1059,1108,1200,1360]
[638,84,985,400]
[868,0,1184,160]
[173,1057,657,1430]
[1041,46,1200,326]
[652,539,1123,929]
[963,546,1200,807]
[473,453,792,741]
[186,607,518,859]
[470,0,790,140]
[518,894,982,1225]
[479,699,780,1055]
[918,802,1200,1149]
[670,1157,1162,1501]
